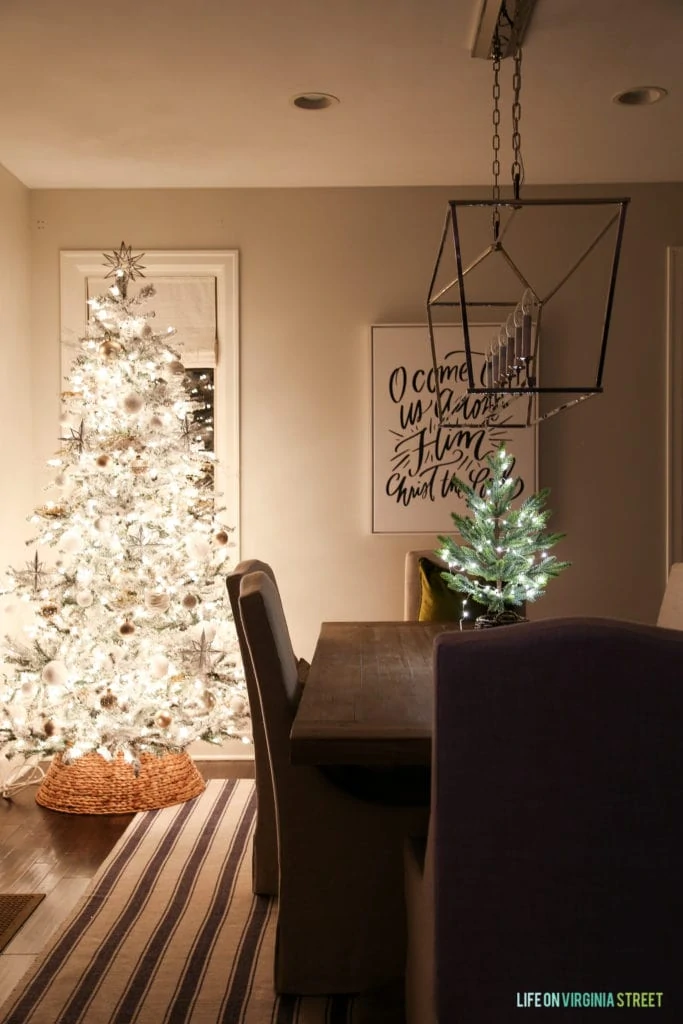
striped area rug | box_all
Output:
[0,780,403,1024]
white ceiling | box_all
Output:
[0,0,681,190]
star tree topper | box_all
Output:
[102,242,147,298]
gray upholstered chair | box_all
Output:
[405,617,683,1022]
[226,559,281,897]
[404,825,435,1023]
[657,561,683,628]
[239,569,428,995]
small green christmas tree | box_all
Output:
[437,444,570,621]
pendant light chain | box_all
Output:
[491,43,502,241]
[511,46,524,199]
[427,2,630,429]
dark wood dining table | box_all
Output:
[289,620,458,767]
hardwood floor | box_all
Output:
[0,758,254,997]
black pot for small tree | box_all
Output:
[474,609,528,630]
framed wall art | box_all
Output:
[371,323,538,534]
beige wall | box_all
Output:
[28,183,683,661]
[0,163,32,573]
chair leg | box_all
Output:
[252,804,279,897]
[273,814,424,995]
[404,835,435,1024]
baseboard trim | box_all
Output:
[192,754,255,762]
[38,753,256,767]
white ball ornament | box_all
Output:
[94,516,111,533]
[76,590,93,607]
[229,696,246,715]
[42,660,68,686]
[186,534,211,560]
[191,622,217,644]
[150,654,170,678]
[123,392,144,414]
[61,530,83,554]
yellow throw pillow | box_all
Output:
[418,557,487,623]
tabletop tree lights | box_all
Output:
[0,243,249,811]
[437,444,570,628]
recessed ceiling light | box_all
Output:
[613,86,668,106]
[291,92,340,111]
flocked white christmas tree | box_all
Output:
[0,243,250,797]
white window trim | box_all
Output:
[666,246,683,576]
[59,249,240,557]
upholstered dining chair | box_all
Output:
[239,570,428,996]
[657,561,683,628]
[405,617,683,1023]
[226,559,281,897]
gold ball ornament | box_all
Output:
[43,718,57,737]
[213,530,229,546]
[123,392,144,414]
[203,689,216,709]
[99,338,122,358]
[39,603,59,618]
[155,711,173,728]
[167,360,185,376]
[96,454,112,470]
[145,591,170,613]
[119,620,136,637]
[182,593,198,610]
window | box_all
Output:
[59,249,240,551]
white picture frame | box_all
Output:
[59,249,240,554]
[371,323,538,534]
